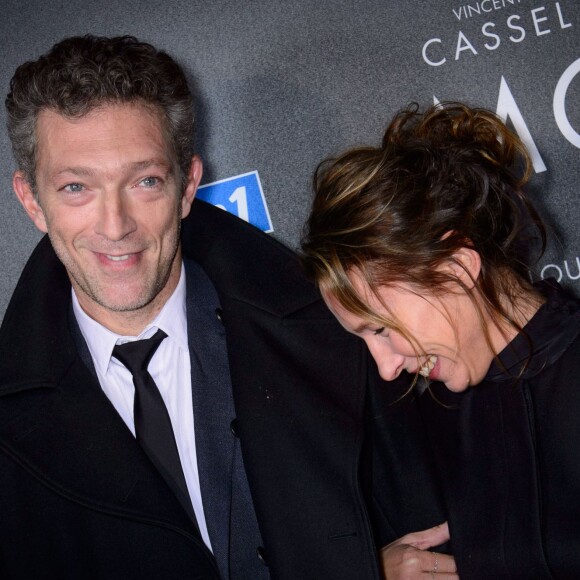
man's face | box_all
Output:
[14,103,201,332]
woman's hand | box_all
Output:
[380,522,458,579]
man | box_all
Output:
[0,36,447,579]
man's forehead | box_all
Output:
[34,103,176,171]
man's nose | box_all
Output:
[94,190,137,241]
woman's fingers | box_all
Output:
[402,522,451,551]
[380,522,458,579]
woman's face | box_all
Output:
[323,272,496,392]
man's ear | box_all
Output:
[13,171,48,233]
[446,246,482,290]
[181,155,203,219]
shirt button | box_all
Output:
[230,418,240,438]
[256,546,268,566]
[215,308,224,324]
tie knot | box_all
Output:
[112,329,167,374]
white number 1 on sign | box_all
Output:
[216,186,249,222]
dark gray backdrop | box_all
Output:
[1,0,579,321]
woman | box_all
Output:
[301,103,580,578]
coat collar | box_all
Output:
[486,278,580,382]
[0,235,77,388]
[182,200,321,317]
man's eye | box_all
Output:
[63,183,84,193]
[139,176,160,187]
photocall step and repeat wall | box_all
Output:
[0,0,578,321]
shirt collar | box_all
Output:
[72,263,189,375]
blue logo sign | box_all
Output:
[196,171,273,233]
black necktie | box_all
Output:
[112,330,197,525]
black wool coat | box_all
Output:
[422,281,580,579]
[0,200,446,580]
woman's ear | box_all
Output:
[446,246,482,289]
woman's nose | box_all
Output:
[366,338,405,382]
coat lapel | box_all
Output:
[185,258,236,580]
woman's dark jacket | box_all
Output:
[424,280,580,579]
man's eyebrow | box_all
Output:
[128,159,174,173]
[53,159,175,178]
[54,166,95,178]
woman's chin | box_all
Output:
[433,360,470,392]
[443,380,470,393]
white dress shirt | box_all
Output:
[72,264,213,551]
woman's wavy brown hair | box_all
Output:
[301,102,546,357]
